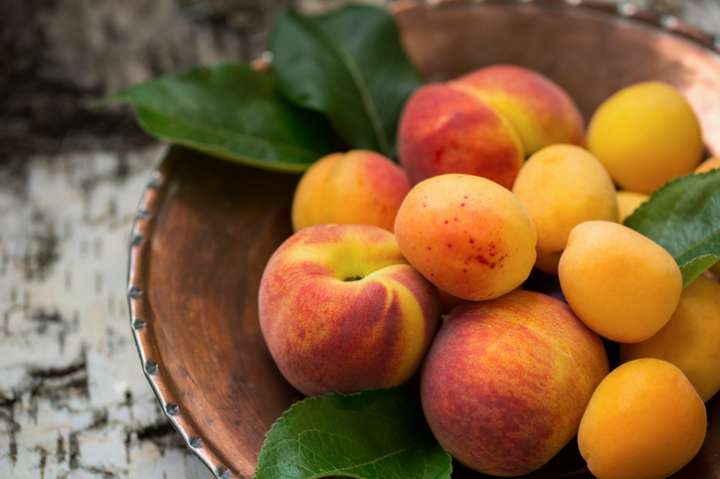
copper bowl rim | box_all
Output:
[126,1,720,478]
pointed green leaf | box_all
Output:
[624,169,720,286]
[110,63,342,172]
[271,6,422,157]
[255,388,452,479]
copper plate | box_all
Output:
[127,1,720,478]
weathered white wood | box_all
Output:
[0,145,213,478]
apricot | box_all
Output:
[578,359,706,479]
[291,150,410,232]
[394,174,537,301]
[258,224,439,395]
[398,83,524,188]
[621,276,720,401]
[616,190,649,223]
[451,65,585,154]
[512,145,617,257]
[422,290,608,476]
[559,221,682,342]
[588,82,703,193]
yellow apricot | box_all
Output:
[588,82,703,193]
[621,276,720,401]
[559,221,682,342]
[513,144,618,254]
[578,358,706,479]
[616,191,648,223]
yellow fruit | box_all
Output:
[621,276,720,401]
[559,221,682,342]
[616,191,649,223]
[578,358,706,479]
[588,82,703,193]
[513,145,617,256]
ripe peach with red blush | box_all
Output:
[398,83,524,189]
[422,290,608,476]
[258,224,439,396]
[451,65,585,154]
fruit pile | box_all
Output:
[258,65,719,479]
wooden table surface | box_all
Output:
[1,1,718,478]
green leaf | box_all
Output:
[624,169,720,286]
[271,6,423,157]
[255,388,452,479]
[110,63,342,172]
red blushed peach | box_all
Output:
[258,224,439,396]
[421,290,608,476]
[292,150,410,232]
[451,65,585,154]
[398,83,524,189]
[394,174,537,301]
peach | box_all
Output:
[394,174,537,301]
[258,224,439,396]
[616,190,649,223]
[559,221,683,342]
[512,144,618,256]
[588,82,703,193]
[291,150,410,232]
[397,83,524,188]
[621,276,720,401]
[421,290,608,476]
[578,359,706,479]
[451,65,585,154]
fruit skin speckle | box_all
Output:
[394,173,537,301]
